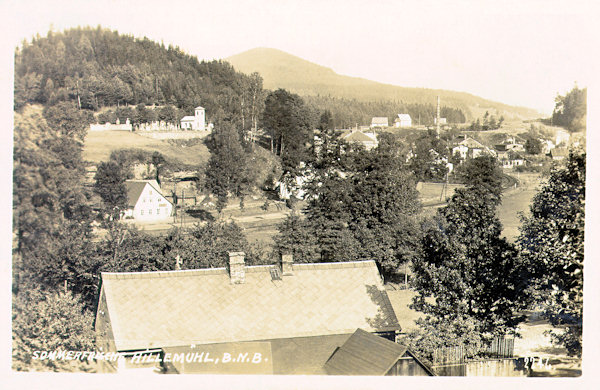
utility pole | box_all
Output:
[436,95,441,137]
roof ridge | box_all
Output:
[101,260,378,280]
[101,268,228,279]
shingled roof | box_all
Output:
[99,260,400,351]
[342,130,377,143]
[125,180,162,208]
[323,328,435,376]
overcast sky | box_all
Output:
[2,0,597,114]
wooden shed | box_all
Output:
[323,329,435,376]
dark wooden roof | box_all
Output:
[324,329,406,375]
[323,329,435,376]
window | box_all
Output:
[141,210,144,215]
[149,209,152,215]
[157,209,160,214]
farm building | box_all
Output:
[394,114,412,128]
[94,254,402,374]
[180,106,206,131]
[371,117,389,128]
[122,180,173,222]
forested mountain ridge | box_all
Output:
[227,47,541,121]
[14,26,263,130]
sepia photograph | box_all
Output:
[2,0,597,388]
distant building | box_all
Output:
[95,254,401,374]
[90,117,132,132]
[550,147,569,161]
[434,117,447,126]
[452,137,495,160]
[394,114,412,128]
[341,129,379,150]
[540,139,556,155]
[180,106,206,130]
[555,129,570,146]
[371,117,389,128]
[122,180,173,222]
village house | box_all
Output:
[540,139,556,155]
[555,128,570,146]
[95,253,404,374]
[122,180,173,222]
[550,147,569,161]
[495,146,525,169]
[341,128,379,151]
[452,137,496,160]
[371,117,389,128]
[180,106,206,131]
[394,114,412,128]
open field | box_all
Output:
[497,172,545,241]
[83,130,210,166]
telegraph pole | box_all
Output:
[436,95,441,137]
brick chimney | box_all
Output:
[281,253,293,276]
[228,252,245,284]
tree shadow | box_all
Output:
[365,284,401,331]
[185,208,215,221]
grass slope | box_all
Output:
[226,48,541,120]
[83,131,210,167]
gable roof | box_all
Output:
[125,180,165,208]
[397,114,411,121]
[99,260,400,351]
[180,115,195,122]
[456,137,485,149]
[323,329,435,376]
[343,130,378,143]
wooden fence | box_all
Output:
[433,345,466,365]
[432,337,514,365]
[485,337,514,358]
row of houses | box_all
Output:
[95,252,434,375]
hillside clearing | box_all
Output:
[83,130,210,167]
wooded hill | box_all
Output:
[14,26,263,130]
[227,48,541,121]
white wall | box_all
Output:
[132,184,173,222]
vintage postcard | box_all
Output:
[3,0,597,388]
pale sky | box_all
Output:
[1,0,598,114]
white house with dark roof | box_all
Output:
[394,114,412,128]
[95,253,401,374]
[122,180,173,222]
[180,106,206,131]
[452,137,496,160]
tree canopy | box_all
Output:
[275,133,422,279]
[517,152,585,356]
[15,27,265,131]
[552,85,586,132]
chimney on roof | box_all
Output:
[228,252,245,284]
[281,253,293,276]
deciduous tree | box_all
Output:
[517,152,584,356]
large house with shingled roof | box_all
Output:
[121,180,173,222]
[93,253,423,374]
